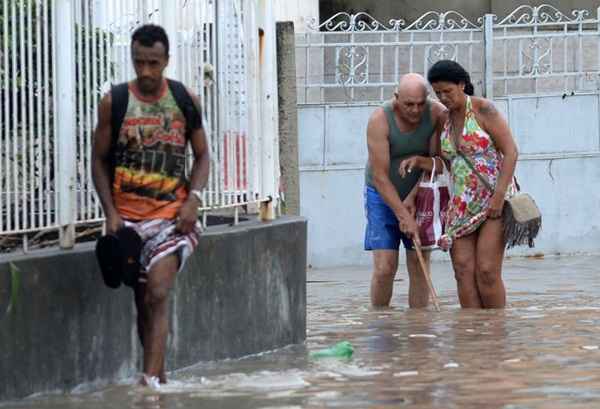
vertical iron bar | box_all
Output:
[12,0,20,231]
[35,0,43,228]
[19,0,28,230]
[484,14,494,99]
[44,0,52,226]
[0,0,6,231]
[379,32,384,101]
[27,0,35,229]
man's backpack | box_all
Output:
[110,78,202,147]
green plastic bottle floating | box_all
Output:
[310,341,354,359]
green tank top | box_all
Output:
[365,100,434,200]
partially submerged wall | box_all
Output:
[0,216,307,401]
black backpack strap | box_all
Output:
[110,82,130,147]
[167,78,203,140]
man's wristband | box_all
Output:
[190,189,203,203]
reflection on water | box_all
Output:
[3,257,600,409]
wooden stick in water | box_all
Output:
[413,241,441,312]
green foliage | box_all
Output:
[6,262,21,315]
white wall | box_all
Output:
[299,95,600,268]
[274,0,319,33]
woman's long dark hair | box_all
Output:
[427,60,475,96]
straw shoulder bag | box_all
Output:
[456,150,542,249]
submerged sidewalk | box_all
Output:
[308,255,600,309]
[5,255,600,409]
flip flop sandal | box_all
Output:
[117,227,143,287]
[95,234,123,289]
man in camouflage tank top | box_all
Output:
[92,25,209,387]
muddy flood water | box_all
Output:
[3,256,600,409]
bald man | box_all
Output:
[364,73,447,307]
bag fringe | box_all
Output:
[502,205,542,249]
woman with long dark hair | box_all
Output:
[402,60,518,308]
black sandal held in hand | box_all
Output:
[95,227,143,288]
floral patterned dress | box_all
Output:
[439,96,516,248]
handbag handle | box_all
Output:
[428,157,437,183]
[449,127,495,192]
[449,120,519,194]
[455,148,520,194]
[425,156,449,183]
[455,150,494,193]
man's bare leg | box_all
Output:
[406,249,430,308]
[370,250,399,307]
[139,254,179,384]
[134,282,167,384]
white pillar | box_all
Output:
[483,13,494,99]
[55,0,77,248]
[244,0,261,198]
[258,0,280,220]
[161,0,178,79]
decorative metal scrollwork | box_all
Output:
[497,4,590,26]
[404,11,481,30]
[306,5,595,33]
[307,12,404,32]
[308,10,480,32]
[520,39,552,76]
[427,44,458,64]
[335,46,369,86]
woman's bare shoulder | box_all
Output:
[471,96,499,118]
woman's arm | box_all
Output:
[473,97,519,218]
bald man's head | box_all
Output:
[397,73,429,97]
[393,73,429,125]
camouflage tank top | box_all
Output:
[112,79,189,220]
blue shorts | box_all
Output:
[364,185,414,251]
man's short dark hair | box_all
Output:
[131,24,169,57]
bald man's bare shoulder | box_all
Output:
[369,106,387,123]
[367,106,390,135]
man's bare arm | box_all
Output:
[91,93,122,233]
[176,92,210,234]
[187,93,210,193]
[367,108,413,224]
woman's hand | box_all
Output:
[437,235,451,252]
[488,191,505,219]
[398,156,421,178]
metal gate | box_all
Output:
[297,5,600,267]
[0,0,280,251]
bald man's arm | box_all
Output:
[367,108,418,236]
